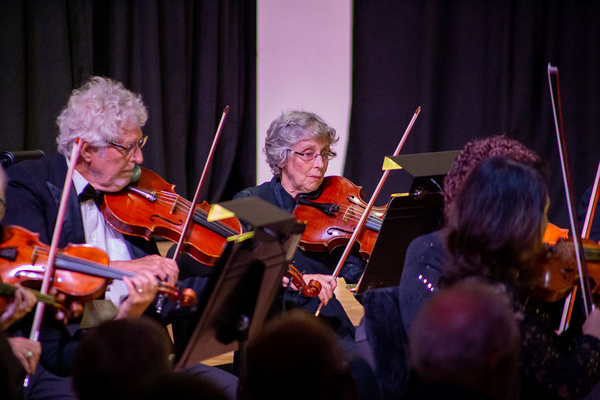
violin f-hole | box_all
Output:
[327,226,354,236]
[150,214,183,227]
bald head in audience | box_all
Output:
[408,281,520,400]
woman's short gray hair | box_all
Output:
[264,110,339,177]
[56,76,148,156]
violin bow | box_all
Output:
[150,106,228,313]
[557,159,600,333]
[171,106,229,261]
[315,106,421,316]
[582,162,600,239]
[24,138,83,387]
[547,64,594,317]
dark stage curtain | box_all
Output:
[0,0,256,203]
[347,0,600,227]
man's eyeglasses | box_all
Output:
[108,135,148,154]
[287,149,336,163]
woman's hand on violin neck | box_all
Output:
[112,255,179,285]
[303,274,336,305]
[8,337,41,374]
[1,285,38,330]
[116,271,159,319]
[582,308,600,341]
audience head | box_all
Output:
[264,110,339,178]
[130,371,230,400]
[443,135,541,215]
[409,280,521,400]
[245,309,357,400]
[56,76,148,156]
[71,317,173,400]
[442,156,548,288]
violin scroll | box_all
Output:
[286,265,322,297]
[156,283,197,307]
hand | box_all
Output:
[1,286,38,330]
[582,307,600,340]
[116,271,159,319]
[112,255,179,285]
[302,274,337,305]
[8,337,41,374]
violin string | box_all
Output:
[156,193,237,237]
[335,204,384,229]
[150,191,239,237]
[156,189,383,233]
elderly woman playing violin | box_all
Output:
[234,110,365,345]
[3,77,237,400]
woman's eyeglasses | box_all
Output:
[287,149,336,163]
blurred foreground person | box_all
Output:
[408,281,520,400]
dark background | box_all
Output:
[1,0,599,229]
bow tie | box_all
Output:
[78,184,104,208]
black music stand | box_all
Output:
[174,197,305,376]
[353,150,459,297]
[354,191,444,297]
[388,150,460,193]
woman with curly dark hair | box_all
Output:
[398,135,543,333]
[440,156,600,399]
[441,135,542,215]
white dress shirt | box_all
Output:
[72,170,131,308]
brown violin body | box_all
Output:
[535,236,600,303]
[293,176,385,260]
[0,225,196,311]
[0,225,109,304]
[102,168,242,266]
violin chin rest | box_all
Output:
[130,165,142,183]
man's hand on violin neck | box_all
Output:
[111,256,179,285]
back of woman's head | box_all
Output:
[443,135,542,215]
[441,156,548,287]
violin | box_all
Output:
[285,265,322,297]
[102,168,243,266]
[535,220,600,304]
[535,237,600,303]
[293,176,385,260]
[0,225,197,309]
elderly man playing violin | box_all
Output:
[234,110,365,348]
[3,76,237,400]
